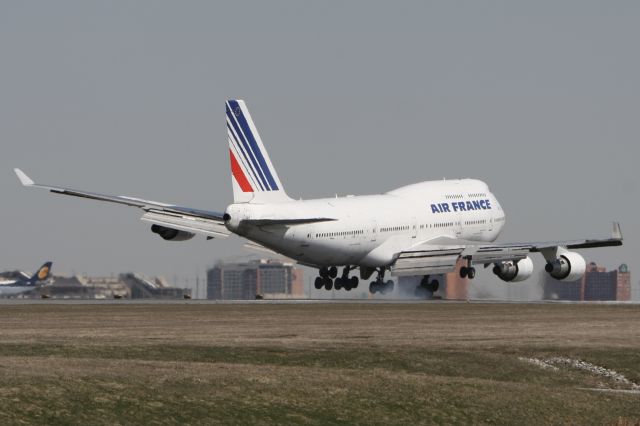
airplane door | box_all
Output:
[302,225,314,247]
[370,220,377,242]
[411,217,417,239]
[454,211,463,238]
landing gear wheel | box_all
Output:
[334,277,343,290]
[350,276,359,289]
[343,280,352,291]
[383,280,394,294]
[319,267,329,279]
[314,277,323,290]
[369,282,378,294]
[323,277,333,290]
[460,266,468,279]
[328,266,338,279]
[467,267,476,279]
[420,276,439,292]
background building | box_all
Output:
[207,259,305,300]
[543,262,631,301]
[120,274,192,299]
[443,259,470,299]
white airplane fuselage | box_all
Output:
[0,283,36,296]
[225,178,505,268]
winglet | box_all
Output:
[14,168,35,186]
[612,221,623,240]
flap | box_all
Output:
[141,210,230,238]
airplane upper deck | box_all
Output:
[386,179,490,198]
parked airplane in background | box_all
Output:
[15,100,623,296]
[0,261,53,297]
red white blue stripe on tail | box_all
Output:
[227,100,289,203]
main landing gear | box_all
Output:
[368,268,394,295]
[459,258,476,279]
[314,266,359,291]
[415,275,439,298]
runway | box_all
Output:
[0,301,639,424]
[0,297,638,305]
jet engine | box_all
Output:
[492,257,534,282]
[151,224,195,241]
[545,251,586,281]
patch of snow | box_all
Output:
[518,357,559,371]
[519,356,640,391]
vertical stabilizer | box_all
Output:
[226,100,291,203]
[28,261,52,284]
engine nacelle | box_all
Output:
[545,251,586,281]
[493,257,534,282]
[151,224,195,241]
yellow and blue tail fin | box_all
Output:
[28,261,52,284]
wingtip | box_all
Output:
[612,221,622,240]
[14,168,35,186]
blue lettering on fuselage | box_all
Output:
[429,199,493,213]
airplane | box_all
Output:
[0,261,53,297]
[14,100,622,295]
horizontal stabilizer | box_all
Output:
[243,242,298,264]
[244,241,279,255]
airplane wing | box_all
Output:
[14,168,231,239]
[391,222,623,277]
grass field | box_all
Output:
[0,302,639,425]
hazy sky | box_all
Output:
[1,2,638,297]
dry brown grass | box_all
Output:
[0,302,638,425]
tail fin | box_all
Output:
[226,100,291,203]
[29,261,52,284]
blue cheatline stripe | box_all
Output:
[227,125,263,191]
[225,104,272,190]
[227,122,264,191]
[227,100,279,190]
[226,114,268,191]
[227,123,265,191]
[227,123,264,191]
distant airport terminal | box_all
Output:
[0,269,190,300]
